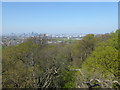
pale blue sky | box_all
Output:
[2,2,118,34]
[0,2,2,36]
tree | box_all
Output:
[81,30,120,88]
[71,34,97,67]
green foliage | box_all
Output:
[71,34,97,67]
[84,46,118,76]
[81,30,119,88]
[2,30,119,88]
[112,83,120,89]
[2,40,39,88]
[59,71,76,88]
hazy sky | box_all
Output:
[2,2,118,34]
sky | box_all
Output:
[0,2,2,36]
[2,2,118,35]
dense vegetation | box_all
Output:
[2,30,120,88]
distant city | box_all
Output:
[1,32,87,46]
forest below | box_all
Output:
[2,30,120,89]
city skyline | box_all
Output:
[2,2,118,35]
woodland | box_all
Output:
[2,30,120,89]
